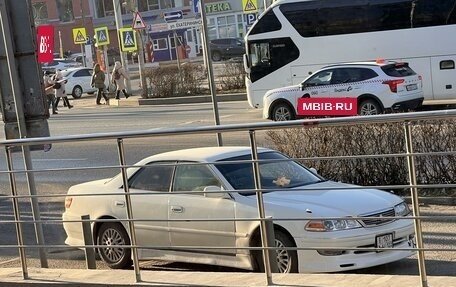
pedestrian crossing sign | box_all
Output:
[94,27,110,46]
[72,27,87,44]
[242,0,258,13]
[119,28,137,52]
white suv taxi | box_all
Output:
[263,61,424,121]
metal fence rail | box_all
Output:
[1,109,456,287]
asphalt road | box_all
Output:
[0,99,454,276]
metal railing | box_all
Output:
[1,109,456,287]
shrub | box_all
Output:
[218,61,246,91]
[266,120,456,196]
[143,63,206,98]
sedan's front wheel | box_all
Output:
[272,103,295,121]
[97,222,132,269]
[253,229,298,273]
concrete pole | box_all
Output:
[0,0,48,268]
[132,0,148,98]
[113,0,132,92]
[200,0,223,146]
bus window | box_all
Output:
[249,9,282,35]
[248,38,299,83]
[250,43,270,67]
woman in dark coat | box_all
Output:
[91,63,109,105]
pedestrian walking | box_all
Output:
[43,71,58,114]
[91,63,109,105]
[52,70,73,109]
[111,61,130,100]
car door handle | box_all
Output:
[114,201,125,207]
[171,205,183,213]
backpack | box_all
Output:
[114,70,121,80]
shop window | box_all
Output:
[153,38,168,50]
[32,2,48,25]
[56,0,74,22]
[138,0,159,11]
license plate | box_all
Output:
[406,84,418,91]
[376,233,393,249]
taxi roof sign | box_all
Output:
[72,28,87,44]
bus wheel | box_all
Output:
[272,103,295,121]
[358,99,382,115]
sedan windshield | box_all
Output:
[214,151,323,193]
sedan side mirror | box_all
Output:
[300,82,306,91]
[204,186,229,199]
[309,167,318,175]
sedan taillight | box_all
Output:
[382,79,404,93]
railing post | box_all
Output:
[265,217,279,273]
[5,146,28,279]
[248,130,273,285]
[81,215,96,269]
[403,121,428,287]
[116,138,141,282]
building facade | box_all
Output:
[32,0,265,63]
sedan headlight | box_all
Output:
[305,219,362,232]
[394,202,411,217]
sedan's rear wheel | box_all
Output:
[253,229,298,273]
[358,99,382,115]
[97,222,132,269]
[72,85,83,99]
[272,103,295,121]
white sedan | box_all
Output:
[63,146,415,273]
[61,67,116,99]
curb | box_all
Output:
[109,93,247,106]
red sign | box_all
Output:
[37,25,54,63]
[297,98,358,116]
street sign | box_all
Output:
[94,27,110,46]
[119,28,137,52]
[72,27,87,44]
[242,0,258,13]
[164,10,183,22]
[132,11,146,30]
[193,0,200,13]
[246,13,257,25]
[167,18,202,30]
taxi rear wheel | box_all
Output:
[358,99,382,115]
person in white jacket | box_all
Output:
[52,69,73,109]
[111,61,130,100]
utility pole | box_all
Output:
[113,0,132,92]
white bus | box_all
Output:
[244,0,456,108]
